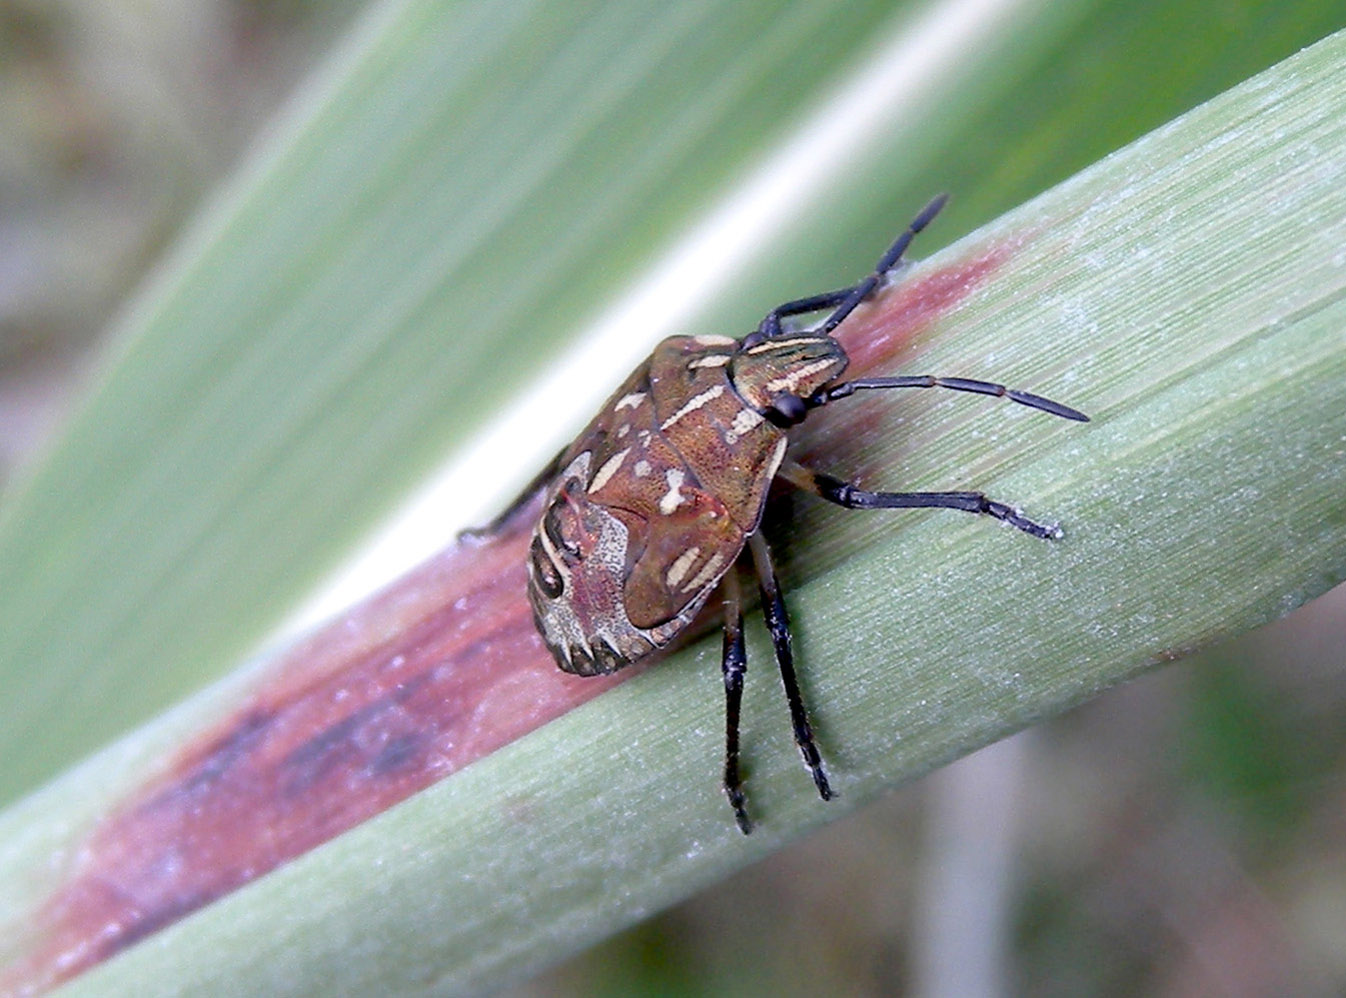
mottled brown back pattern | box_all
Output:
[513,195,1088,832]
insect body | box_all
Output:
[506,195,1087,833]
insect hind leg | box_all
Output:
[748,533,835,803]
[720,569,752,834]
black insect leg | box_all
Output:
[747,532,835,803]
[779,460,1063,540]
[818,193,948,336]
[459,445,568,540]
[720,569,752,834]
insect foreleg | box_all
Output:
[460,445,568,540]
[748,533,835,803]
[779,460,1063,540]
[720,569,752,835]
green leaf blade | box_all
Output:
[2,27,1342,996]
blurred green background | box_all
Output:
[2,1,1345,995]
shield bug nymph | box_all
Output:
[485,195,1087,833]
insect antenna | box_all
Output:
[816,193,949,336]
[748,194,949,345]
[812,375,1089,423]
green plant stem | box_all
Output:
[0,28,1342,998]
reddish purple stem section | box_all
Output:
[5,521,620,996]
[2,248,1005,996]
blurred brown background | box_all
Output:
[3,3,1345,996]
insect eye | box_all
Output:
[766,394,808,428]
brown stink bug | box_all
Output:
[482,195,1087,833]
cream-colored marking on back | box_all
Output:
[659,468,688,514]
[688,354,733,369]
[660,385,725,430]
[665,546,702,589]
[745,336,820,354]
[588,447,631,493]
[684,551,727,592]
[765,358,837,393]
[723,407,765,445]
